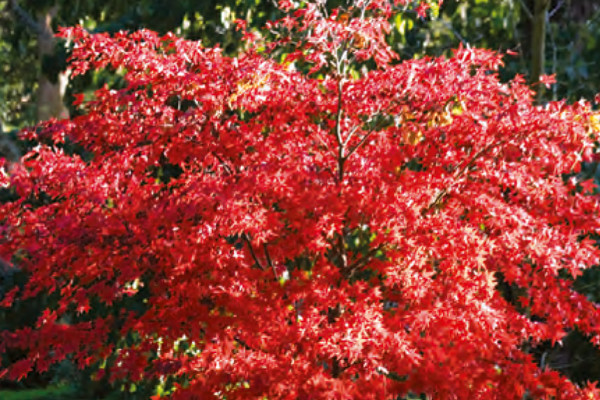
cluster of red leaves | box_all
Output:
[2,0,600,398]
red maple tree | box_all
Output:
[2,0,600,398]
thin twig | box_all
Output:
[242,233,265,271]
[421,141,503,216]
[212,152,233,175]
[316,134,338,159]
[345,128,375,159]
[345,116,388,159]
[263,243,278,279]
[548,0,564,18]
[438,19,468,46]
[518,0,534,20]
[344,245,385,278]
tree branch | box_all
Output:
[344,116,389,160]
[212,152,233,176]
[337,232,348,270]
[548,0,564,18]
[439,19,469,46]
[343,245,385,278]
[421,141,503,216]
[335,78,346,182]
[263,243,278,279]
[342,125,361,148]
[8,0,52,40]
[345,127,375,159]
[242,233,265,271]
[518,0,534,20]
[234,336,253,350]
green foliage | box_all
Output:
[0,1,38,129]
[389,0,600,102]
[0,385,74,400]
[1,0,281,130]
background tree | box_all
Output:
[401,0,600,101]
[0,0,280,130]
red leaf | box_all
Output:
[8,359,33,381]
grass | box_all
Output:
[0,385,75,400]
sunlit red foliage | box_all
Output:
[2,1,600,398]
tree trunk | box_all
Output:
[530,0,550,101]
[36,6,69,121]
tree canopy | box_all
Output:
[2,1,600,398]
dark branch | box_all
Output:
[263,243,278,279]
[343,245,385,278]
[345,128,375,159]
[344,116,388,160]
[242,233,266,271]
[234,336,253,350]
[212,152,234,176]
[9,0,52,39]
[421,141,503,216]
